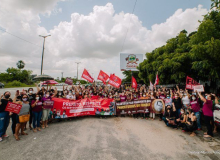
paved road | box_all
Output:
[1,117,220,160]
[0,86,67,96]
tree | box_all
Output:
[16,60,25,70]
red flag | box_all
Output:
[186,76,200,90]
[97,70,109,84]
[132,76,137,89]
[154,72,159,86]
[81,69,94,83]
[108,74,122,88]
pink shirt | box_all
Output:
[190,99,200,112]
[202,100,213,117]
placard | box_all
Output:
[193,85,204,92]
[43,100,54,109]
[65,78,73,85]
[5,102,22,114]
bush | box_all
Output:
[4,80,35,88]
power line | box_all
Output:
[0,27,41,48]
[120,0,138,52]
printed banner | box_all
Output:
[186,76,200,90]
[116,99,151,116]
[65,78,73,85]
[43,100,54,109]
[52,98,115,118]
[5,102,22,114]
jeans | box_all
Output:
[195,112,201,129]
[0,111,10,137]
[32,111,42,128]
[11,113,18,134]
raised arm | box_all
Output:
[185,89,190,99]
[198,92,206,103]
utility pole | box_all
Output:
[75,62,81,80]
[61,72,64,79]
[39,35,51,75]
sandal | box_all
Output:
[42,125,45,129]
[0,137,2,142]
[46,125,49,128]
[204,132,207,135]
[21,132,28,135]
[37,128,41,131]
[33,129,37,133]
[14,135,20,141]
[2,134,9,138]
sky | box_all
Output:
[0,0,212,80]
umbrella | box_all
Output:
[42,80,58,85]
[33,74,54,81]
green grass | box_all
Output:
[3,80,35,88]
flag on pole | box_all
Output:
[154,72,159,86]
[97,70,109,84]
[81,69,94,83]
[132,76,137,89]
[108,74,122,88]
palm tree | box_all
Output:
[16,60,25,70]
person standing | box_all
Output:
[28,88,36,130]
[31,94,43,132]
[198,92,213,138]
[13,93,30,141]
[172,93,182,119]
[0,92,12,142]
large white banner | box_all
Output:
[120,53,144,71]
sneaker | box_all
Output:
[2,135,9,138]
[197,128,201,131]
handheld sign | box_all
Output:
[193,85,204,92]
[5,102,22,114]
[65,78,73,85]
[43,100,54,109]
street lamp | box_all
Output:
[39,35,51,75]
[75,62,81,80]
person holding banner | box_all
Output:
[13,93,30,141]
[198,92,213,138]
[0,91,12,142]
[42,91,54,129]
[31,94,43,132]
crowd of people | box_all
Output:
[0,83,219,142]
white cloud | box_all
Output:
[0,2,208,79]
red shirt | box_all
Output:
[31,100,43,112]
[190,99,200,112]
[202,100,213,117]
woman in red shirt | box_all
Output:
[198,92,213,137]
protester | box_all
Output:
[13,93,30,140]
[190,94,201,130]
[198,92,213,138]
[0,91,12,142]
[31,94,43,132]
[183,109,197,137]
[28,88,36,130]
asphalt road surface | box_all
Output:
[1,117,220,160]
[1,87,220,160]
